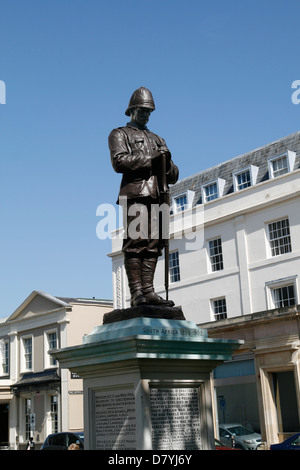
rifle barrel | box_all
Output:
[160,153,170,301]
[164,239,169,300]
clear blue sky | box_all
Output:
[0,0,299,317]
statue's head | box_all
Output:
[125,87,155,117]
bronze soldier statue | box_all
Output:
[109,87,179,308]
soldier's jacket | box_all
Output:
[109,122,179,202]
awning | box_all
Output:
[12,369,61,395]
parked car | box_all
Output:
[270,432,300,450]
[41,432,84,450]
[214,438,240,450]
[219,423,262,450]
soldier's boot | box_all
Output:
[141,257,174,307]
[124,255,148,307]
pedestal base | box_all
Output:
[53,312,242,450]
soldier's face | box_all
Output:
[130,107,152,126]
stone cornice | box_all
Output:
[199,305,300,335]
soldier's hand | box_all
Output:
[151,150,171,174]
[152,149,171,162]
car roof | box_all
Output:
[219,423,243,427]
[46,432,83,438]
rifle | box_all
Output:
[156,150,170,301]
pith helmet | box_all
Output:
[125,87,155,116]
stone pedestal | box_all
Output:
[53,309,242,450]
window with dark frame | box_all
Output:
[0,340,9,375]
[272,284,296,308]
[23,337,32,371]
[268,218,292,257]
[50,395,58,434]
[212,298,227,321]
[208,238,224,271]
[235,169,251,190]
[204,182,218,202]
[169,251,180,283]
[174,194,188,212]
[48,332,57,366]
[25,398,31,441]
[270,155,289,177]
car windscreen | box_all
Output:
[227,426,253,436]
[48,434,66,446]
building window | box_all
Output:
[203,182,218,202]
[271,155,288,177]
[268,151,296,179]
[169,251,180,283]
[272,284,296,308]
[266,276,298,309]
[174,194,187,212]
[236,169,251,190]
[22,337,32,371]
[212,298,227,321]
[172,190,195,213]
[0,340,9,376]
[46,331,58,367]
[50,395,58,434]
[202,178,225,203]
[268,218,292,257]
[233,165,259,191]
[208,238,224,271]
[24,398,32,441]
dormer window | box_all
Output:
[203,182,217,201]
[201,179,225,203]
[174,194,187,212]
[172,190,194,213]
[268,151,296,179]
[233,165,259,192]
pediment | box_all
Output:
[7,291,69,322]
